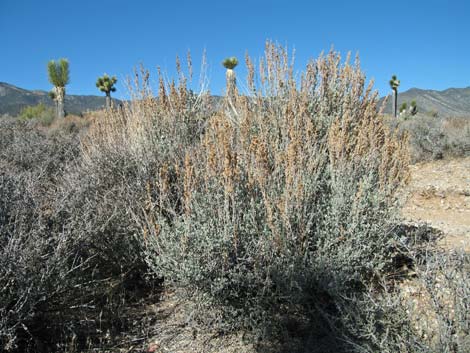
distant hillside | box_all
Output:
[379,87,470,118]
[0,82,120,116]
[2,82,469,118]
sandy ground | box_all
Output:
[402,156,470,251]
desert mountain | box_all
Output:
[379,86,470,117]
[1,82,469,118]
[0,82,120,116]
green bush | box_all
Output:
[18,103,55,126]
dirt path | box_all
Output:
[402,157,470,251]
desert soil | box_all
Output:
[398,157,470,346]
[402,156,470,251]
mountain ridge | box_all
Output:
[1,82,469,118]
[379,86,470,117]
[0,82,121,116]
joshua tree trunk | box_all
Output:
[226,69,237,98]
[392,89,398,118]
[105,93,111,110]
[56,87,65,118]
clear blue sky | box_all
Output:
[1,0,469,99]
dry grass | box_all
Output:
[48,114,92,134]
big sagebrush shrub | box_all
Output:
[134,43,411,340]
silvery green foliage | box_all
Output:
[139,47,413,347]
[416,250,470,353]
[342,250,470,353]
[138,46,468,350]
[143,161,405,343]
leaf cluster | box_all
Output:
[96,74,117,94]
[222,57,238,70]
[47,58,69,87]
[389,74,400,90]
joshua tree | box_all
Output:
[47,58,69,119]
[96,74,117,110]
[222,57,238,97]
[389,75,400,118]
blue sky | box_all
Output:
[1,0,469,99]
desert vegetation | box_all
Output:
[388,113,470,162]
[18,103,55,126]
[47,58,70,119]
[1,42,469,352]
[390,75,400,118]
[95,74,118,110]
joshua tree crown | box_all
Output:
[96,74,117,95]
[389,75,400,91]
[222,57,238,70]
[47,59,69,87]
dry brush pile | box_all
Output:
[0,116,154,352]
[1,43,468,352]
